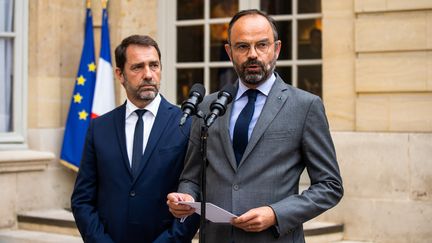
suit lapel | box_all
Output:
[218,98,238,171]
[114,102,134,178]
[133,97,172,183]
[238,76,289,168]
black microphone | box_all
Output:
[205,83,236,128]
[179,83,206,126]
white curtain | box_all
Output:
[0,0,13,132]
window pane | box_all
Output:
[177,68,204,104]
[0,38,13,132]
[210,24,230,62]
[0,0,14,32]
[177,26,204,62]
[298,0,321,14]
[210,0,238,18]
[261,0,292,15]
[275,21,292,60]
[210,67,236,93]
[275,66,292,85]
[298,19,321,59]
[298,65,322,97]
[177,0,204,20]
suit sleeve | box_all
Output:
[269,97,344,236]
[71,121,115,243]
[153,117,200,243]
[177,115,203,201]
[152,215,200,243]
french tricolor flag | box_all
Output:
[92,5,115,118]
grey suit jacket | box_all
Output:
[178,74,343,243]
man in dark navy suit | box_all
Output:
[71,35,198,243]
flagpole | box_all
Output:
[101,0,108,9]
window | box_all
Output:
[261,0,322,97]
[0,0,28,148]
[159,0,322,103]
[173,0,239,104]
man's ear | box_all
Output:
[275,40,282,59]
[115,67,124,85]
[224,43,233,61]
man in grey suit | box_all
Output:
[167,9,343,243]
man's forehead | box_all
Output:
[125,45,159,60]
[230,14,273,42]
[126,44,157,55]
[232,14,271,28]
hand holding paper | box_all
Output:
[166,193,196,219]
[179,201,237,223]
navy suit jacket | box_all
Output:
[71,97,199,243]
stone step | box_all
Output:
[16,209,345,243]
[304,221,344,243]
[17,209,79,236]
[0,229,82,243]
[331,241,373,243]
[193,221,343,242]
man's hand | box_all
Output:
[166,193,196,218]
[231,206,276,232]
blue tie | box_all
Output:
[233,89,258,165]
[132,109,146,177]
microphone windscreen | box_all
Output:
[219,83,236,98]
[190,83,206,101]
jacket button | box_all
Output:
[233,185,239,191]
[130,191,136,197]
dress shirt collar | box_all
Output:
[235,73,276,101]
[125,93,161,119]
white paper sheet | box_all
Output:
[178,201,237,223]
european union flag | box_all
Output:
[61,7,96,171]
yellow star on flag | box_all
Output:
[88,62,96,72]
[77,75,86,85]
[78,110,89,120]
[73,93,83,103]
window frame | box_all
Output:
[0,0,28,149]
[158,0,322,103]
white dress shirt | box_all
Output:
[229,73,276,141]
[125,94,161,166]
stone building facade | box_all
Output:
[0,0,431,242]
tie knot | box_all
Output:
[245,89,258,101]
[135,109,146,118]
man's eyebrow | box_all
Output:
[233,38,271,44]
[130,62,144,68]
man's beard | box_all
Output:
[123,76,159,102]
[233,56,277,85]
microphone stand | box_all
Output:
[191,110,209,243]
[199,123,208,243]
[192,98,231,243]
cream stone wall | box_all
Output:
[322,0,356,131]
[324,0,432,132]
[320,1,432,242]
[354,7,432,132]
[317,132,432,243]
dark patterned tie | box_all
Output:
[233,89,258,166]
[132,109,146,177]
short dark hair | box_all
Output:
[227,9,278,44]
[114,35,162,72]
